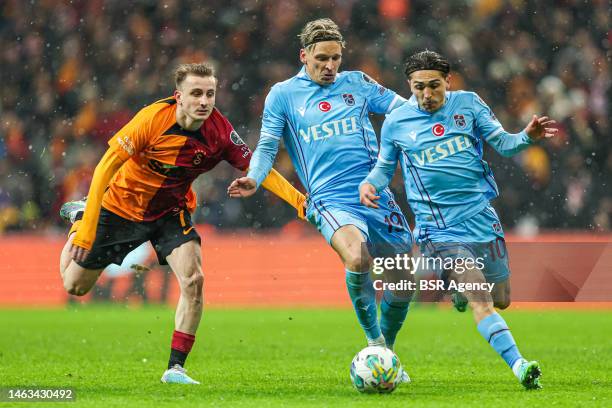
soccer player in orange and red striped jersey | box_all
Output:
[58,62,306,384]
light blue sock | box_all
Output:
[477,312,523,368]
[345,269,381,341]
[380,290,412,349]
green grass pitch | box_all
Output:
[1,306,610,407]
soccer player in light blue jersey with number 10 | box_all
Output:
[228,18,413,371]
[360,50,558,390]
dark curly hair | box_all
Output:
[404,50,450,78]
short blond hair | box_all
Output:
[298,18,345,51]
[174,62,216,89]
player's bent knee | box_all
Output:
[64,280,92,297]
[343,249,371,272]
[180,272,204,298]
[62,262,102,296]
[470,300,494,317]
[492,280,511,309]
[63,272,95,296]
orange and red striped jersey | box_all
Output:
[72,96,305,251]
[104,97,252,222]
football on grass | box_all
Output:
[350,346,404,393]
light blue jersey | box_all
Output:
[248,67,412,249]
[248,66,405,204]
[365,90,532,229]
[363,90,533,282]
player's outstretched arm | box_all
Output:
[524,115,558,141]
[227,177,258,198]
[475,93,558,157]
[485,114,558,157]
[70,148,125,262]
[260,168,307,220]
[228,133,281,197]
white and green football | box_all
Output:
[349,346,404,393]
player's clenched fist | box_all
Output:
[228,177,258,198]
[359,183,380,209]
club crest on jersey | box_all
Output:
[342,93,355,106]
[432,123,445,137]
[318,101,331,112]
[230,130,245,145]
[453,114,466,129]
[193,149,206,166]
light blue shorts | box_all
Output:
[414,205,510,283]
[307,189,413,257]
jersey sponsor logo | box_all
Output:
[147,159,185,178]
[318,101,331,112]
[432,123,445,137]
[117,136,135,156]
[230,130,245,145]
[298,116,359,142]
[410,135,473,166]
[453,114,466,129]
[408,130,417,141]
[182,226,195,235]
[297,107,306,116]
[342,93,355,106]
[492,222,502,233]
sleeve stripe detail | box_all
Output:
[484,127,504,141]
[261,132,281,140]
[386,94,403,113]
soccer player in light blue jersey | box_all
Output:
[228,19,414,358]
[360,50,558,390]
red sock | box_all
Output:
[171,330,195,353]
[168,330,195,368]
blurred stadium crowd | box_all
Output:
[0,0,609,234]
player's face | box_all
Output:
[300,41,342,85]
[408,70,450,112]
[175,75,217,121]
